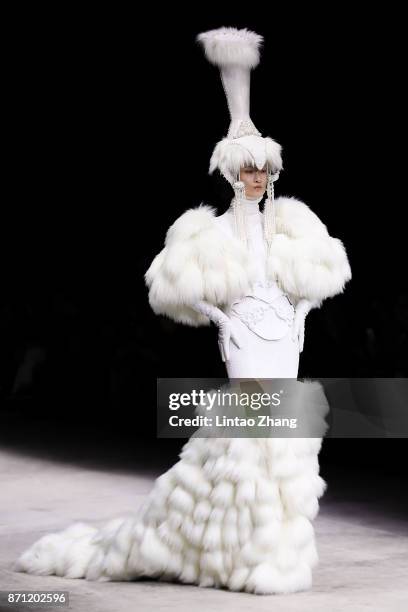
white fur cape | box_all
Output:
[145,196,351,326]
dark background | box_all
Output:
[1,9,406,483]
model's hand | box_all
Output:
[191,300,243,362]
[218,318,243,362]
[292,299,314,353]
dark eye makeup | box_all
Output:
[243,167,267,173]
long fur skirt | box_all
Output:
[15,292,327,595]
[15,433,326,594]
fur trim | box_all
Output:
[145,204,258,326]
[197,27,263,69]
[145,198,351,326]
[270,197,352,302]
[265,137,284,172]
[210,136,283,184]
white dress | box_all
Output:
[15,199,326,595]
[215,196,299,378]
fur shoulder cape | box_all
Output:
[145,196,351,327]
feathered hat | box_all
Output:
[197,27,283,185]
[197,27,282,248]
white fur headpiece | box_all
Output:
[197,27,283,183]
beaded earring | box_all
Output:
[264,165,280,251]
[232,173,248,246]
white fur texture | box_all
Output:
[145,204,259,326]
[210,136,283,183]
[15,429,326,595]
[197,27,263,69]
[268,196,352,302]
[145,198,351,326]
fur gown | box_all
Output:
[14,197,345,595]
[14,427,326,594]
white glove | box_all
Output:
[192,301,243,362]
[291,299,315,353]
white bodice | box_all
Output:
[215,196,283,295]
[215,197,295,339]
[239,196,268,285]
[215,195,268,286]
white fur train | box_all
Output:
[15,425,326,594]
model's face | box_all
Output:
[240,165,267,198]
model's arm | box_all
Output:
[191,301,243,362]
[292,298,321,353]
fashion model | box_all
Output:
[15,27,351,595]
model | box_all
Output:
[15,27,351,595]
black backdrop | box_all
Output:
[1,9,406,475]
